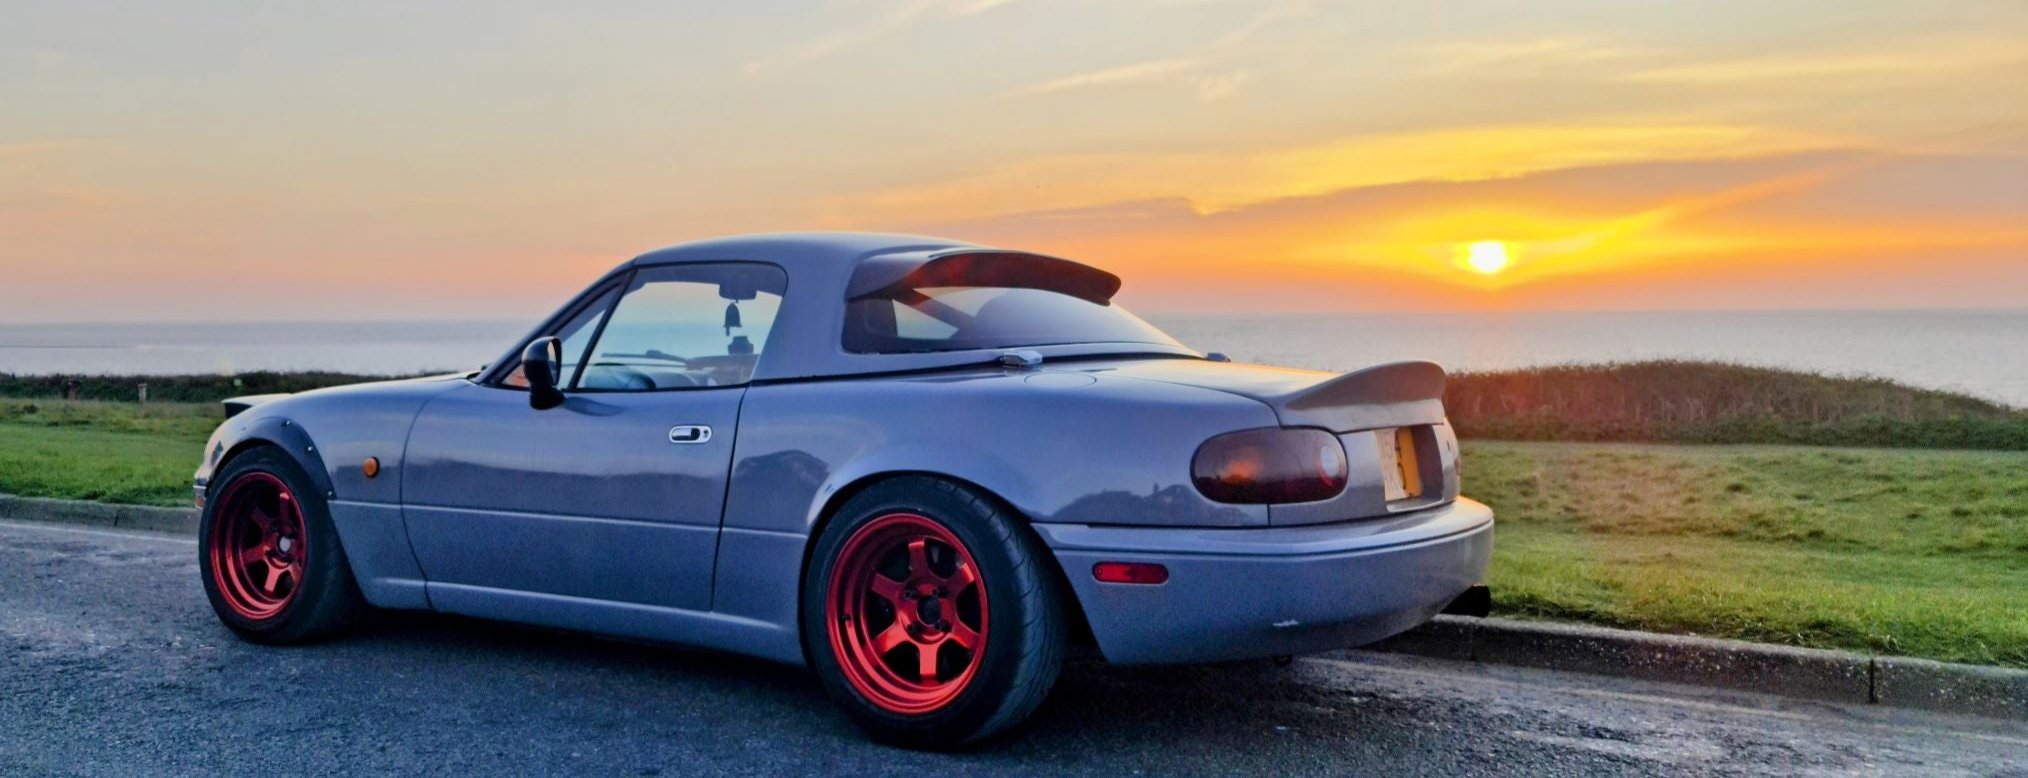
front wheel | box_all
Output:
[199,446,366,644]
[803,477,1065,749]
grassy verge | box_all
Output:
[1473,441,2028,668]
[2,396,2022,667]
[0,400,216,506]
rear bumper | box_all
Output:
[1035,498,1493,664]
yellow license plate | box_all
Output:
[1376,427,1424,501]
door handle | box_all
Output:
[668,425,713,444]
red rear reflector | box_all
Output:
[1093,562,1169,585]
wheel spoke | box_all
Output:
[249,507,277,533]
[946,620,979,651]
[906,539,929,578]
[868,574,905,606]
[261,563,286,595]
[917,642,940,681]
[943,560,977,590]
[239,545,269,569]
[871,622,912,655]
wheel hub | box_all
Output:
[915,592,945,628]
[825,513,990,716]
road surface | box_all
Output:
[2,519,2023,777]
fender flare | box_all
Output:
[212,415,337,501]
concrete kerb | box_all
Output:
[1348,616,2025,720]
[0,494,198,535]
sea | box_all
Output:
[2,310,2024,408]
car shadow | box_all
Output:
[336,609,1440,765]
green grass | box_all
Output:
[0,400,217,506]
[1469,441,2028,668]
[2,396,2023,667]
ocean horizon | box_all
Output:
[2,309,2024,408]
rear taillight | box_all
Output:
[1191,428,1348,504]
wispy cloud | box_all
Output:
[996,0,1307,102]
[1622,37,2028,84]
[1418,33,2026,89]
[744,0,1020,74]
[998,57,1205,98]
[1193,70,1248,102]
[818,121,1846,227]
[997,58,1256,103]
[1212,0,1311,47]
[1417,37,1634,76]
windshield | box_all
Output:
[844,285,1182,354]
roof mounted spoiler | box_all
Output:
[846,250,1123,305]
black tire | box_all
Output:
[199,446,367,644]
[802,476,1066,749]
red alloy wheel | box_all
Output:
[826,513,990,715]
[207,472,309,621]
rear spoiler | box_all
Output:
[222,394,291,419]
[846,250,1123,305]
[1273,361,1447,431]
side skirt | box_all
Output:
[425,582,807,667]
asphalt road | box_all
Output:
[2,519,2023,777]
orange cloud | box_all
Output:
[922,151,2028,311]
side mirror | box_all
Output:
[522,337,565,410]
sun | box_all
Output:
[1463,241,1511,274]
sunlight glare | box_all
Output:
[1465,241,1511,274]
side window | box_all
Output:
[500,286,618,389]
[577,263,787,391]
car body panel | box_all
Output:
[194,231,1492,672]
[195,375,465,610]
[401,381,741,611]
[721,364,1276,535]
[424,581,804,665]
[1039,498,1494,663]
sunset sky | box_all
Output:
[4,0,2025,321]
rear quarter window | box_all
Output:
[844,285,1177,354]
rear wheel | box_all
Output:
[804,477,1064,748]
[199,446,366,644]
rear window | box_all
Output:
[844,286,1179,354]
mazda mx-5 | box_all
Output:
[194,232,1494,748]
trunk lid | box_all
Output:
[1071,356,1459,526]
[1070,357,1447,432]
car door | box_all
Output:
[402,262,788,614]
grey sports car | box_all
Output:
[193,232,1494,747]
